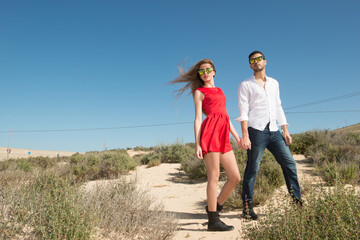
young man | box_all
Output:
[236,51,302,220]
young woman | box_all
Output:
[171,59,241,231]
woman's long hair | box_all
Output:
[170,58,216,102]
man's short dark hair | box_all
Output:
[249,51,265,60]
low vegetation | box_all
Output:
[70,150,137,182]
[248,126,360,240]
[139,143,207,178]
[0,174,94,239]
[0,149,175,240]
[1,125,359,239]
[291,130,360,185]
[246,185,360,239]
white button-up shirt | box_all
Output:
[236,75,288,132]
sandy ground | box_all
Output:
[0,146,78,161]
[124,152,320,240]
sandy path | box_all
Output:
[127,163,244,240]
[126,153,320,240]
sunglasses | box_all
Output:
[198,68,213,75]
[249,56,264,64]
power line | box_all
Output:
[285,110,360,114]
[284,91,360,110]
[1,109,359,134]
[1,91,359,134]
[0,121,194,134]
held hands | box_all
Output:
[239,136,251,150]
[195,145,203,159]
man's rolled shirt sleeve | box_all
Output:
[275,85,288,126]
[236,82,249,122]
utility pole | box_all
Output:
[7,129,11,160]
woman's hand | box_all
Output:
[237,138,244,149]
[196,145,203,159]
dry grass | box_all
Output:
[0,149,177,240]
[291,130,360,185]
[245,183,360,239]
[83,178,177,240]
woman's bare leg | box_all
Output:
[204,152,221,212]
[217,151,241,205]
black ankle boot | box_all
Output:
[207,211,234,231]
[292,197,303,207]
[205,202,223,213]
[242,201,258,220]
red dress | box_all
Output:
[197,87,232,156]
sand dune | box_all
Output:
[0,146,78,161]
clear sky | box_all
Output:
[1,0,360,153]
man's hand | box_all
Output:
[283,131,292,145]
[240,136,251,150]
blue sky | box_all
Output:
[1,0,360,152]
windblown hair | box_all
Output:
[170,58,216,101]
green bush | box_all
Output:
[317,162,338,185]
[133,146,155,151]
[70,150,138,182]
[139,143,206,178]
[339,163,358,184]
[346,132,360,144]
[2,156,58,174]
[292,130,360,185]
[159,143,194,163]
[159,143,207,179]
[246,185,360,239]
[290,130,320,154]
[140,152,161,165]
[0,173,94,239]
[0,161,10,171]
[131,152,147,164]
[0,151,176,240]
[148,158,162,168]
[181,154,207,179]
[16,159,32,172]
[28,156,57,169]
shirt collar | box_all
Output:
[250,75,270,84]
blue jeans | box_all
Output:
[242,124,301,202]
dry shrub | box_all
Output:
[83,178,177,240]
[147,158,162,168]
[140,152,161,165]
[148,142,194,164]
[70,151,138,182]
[0,173,94,239]
[141,143,206,177]
[181,155,207,179]
[246,184,360,239]
[299,130,360,185]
